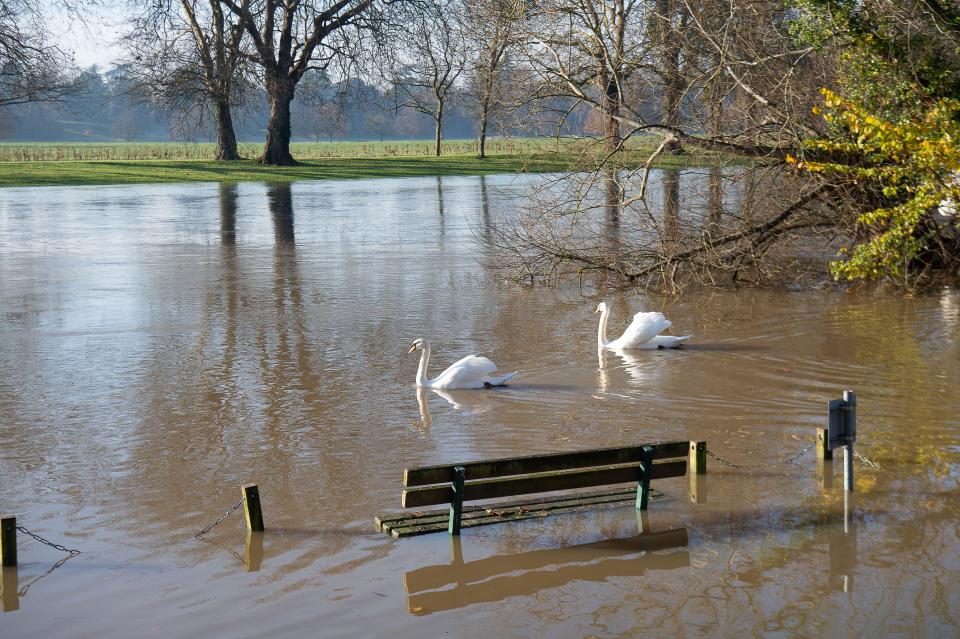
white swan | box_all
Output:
[595,301,691,350]
[409,338,516,389]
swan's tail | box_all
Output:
[649,334,692,349]
[482,372,517,387]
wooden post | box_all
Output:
[1,565,18,612]
[242,484,265,532]
[688,441,706,474]
[817,456,833,492]
[448,466,465,536]
[636,446,654,511]
[636,510,650,534]
[816,428,833,460]
[449,537,463,566]
[0,516,15,567]
[689,474,707,504]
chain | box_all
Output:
[16,525,80,556]
[706,442,883,471]
[12,525,81,598]
[195,497,245,538]
[706,441,816,470]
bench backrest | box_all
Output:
[402,441,689,508]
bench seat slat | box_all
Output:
[402,460,687,508]
[404,441,689,487]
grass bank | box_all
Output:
[0,138,731,188]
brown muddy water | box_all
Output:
[0,173,958,638]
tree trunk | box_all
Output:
[478,116,487,158]
[213,98,240,161]
[600,69,620,155]
[478,94,491,158]
[261,74,297,166]
[434,102,443,157]
[655,0,684,155]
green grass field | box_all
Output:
[0,137,731,187]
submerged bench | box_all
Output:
[376,440,706,537]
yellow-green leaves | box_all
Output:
[789,88,960,281]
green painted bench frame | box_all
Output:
[401,441,691,535]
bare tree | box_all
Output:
[461,0,522,157]
[126,0,248,160]
[0,1,81,108]
[647,0,688,153]
[482,0,839,289]
[219,0,386,165]
[523,0,649,155]
[391,0,466,157]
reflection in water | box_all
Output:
[416,386,502,429]
[705,167,724,239]
[479,175,493,241]
[1,176,959,636]
[416,387,432,430]
[245,531,265,572]
[436,176,446,240]
[598,347,664,388]
[404,529,689,616]
[219,183,238,246]
[662,169,680,251]
[1,566,18,612]
[268,183,295,245]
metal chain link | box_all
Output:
[195,497,245,538]
[12,525,81,598]
[16,525,80,556]
[707,442,882,471]
[706,441,816,470]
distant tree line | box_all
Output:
[2,0,958,286]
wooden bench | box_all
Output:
[376,440,706,537]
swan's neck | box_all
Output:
[416,342,431,387]
[597,307,611,348]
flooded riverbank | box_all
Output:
[1,174,958,637]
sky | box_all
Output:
[45,1,127,70]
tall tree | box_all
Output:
[648,0,689,153]
[220,0,383,165]
[0,1,79,108]
[391,0,466,157]
[127,0,248,160]
[461,0,522,157]
[524,0,647,155]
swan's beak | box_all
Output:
[594,305,602,313]
[408,344,418,353]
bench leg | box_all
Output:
[636,445,654,511]
[448,466,465,535]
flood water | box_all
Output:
[1,173,958,638]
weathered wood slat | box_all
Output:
[405,528,689,594]
[404,441,689,487]
[385,491,656,537]
[378,487,649,532]
[402,460,687,508]
[377,487,642,529]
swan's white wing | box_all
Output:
[429,355,498,389]
[611,312,672,349]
